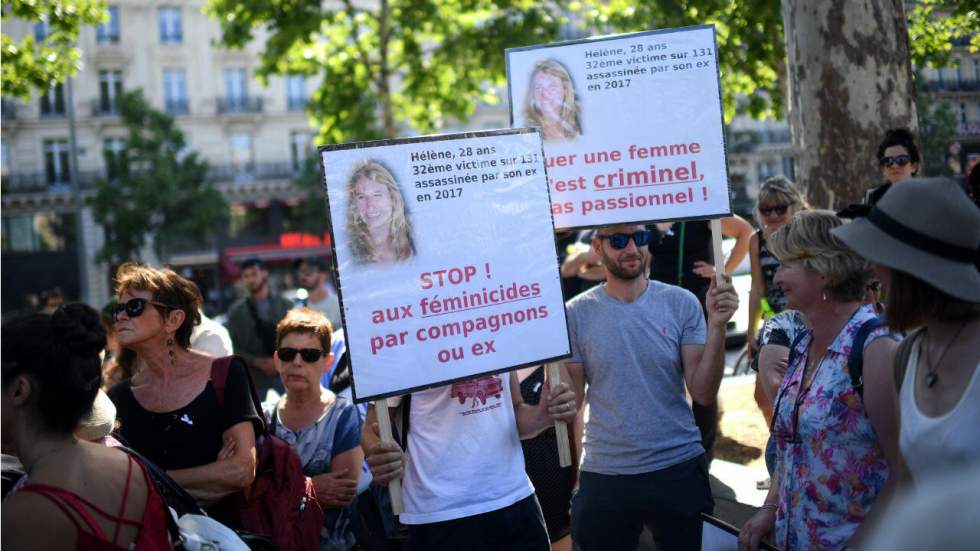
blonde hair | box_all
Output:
[114,262,202,348]
[346,160,415,263]
[523,59,582,141]
[276,307,333,351]
[767,210,868,302]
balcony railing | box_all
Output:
[97,31,120,44]
[208,162,299,184]
[917,79,980,93]
[165,99,190,115]
[957,121,980,136]
[2,171,102,194]
[91,100,121,117]
[217,97,263,114]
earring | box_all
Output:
[821,290,828,302]
[166,336,176,367]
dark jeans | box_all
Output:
[406,494,549,551]
[571,455,714,551]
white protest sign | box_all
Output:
[320,129,571,402]
[506,25,731,229]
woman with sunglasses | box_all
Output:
[107,263,262,526]
[738,211,901,551]
[265,308,363,551]
[865,128,921,206]
[747,176,806,422]
[2,304,173,551]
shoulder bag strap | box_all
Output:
[848,317,886,398]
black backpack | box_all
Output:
[786,316,885,398]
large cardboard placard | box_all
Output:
[320,129,571,402]
[506,25,731,229]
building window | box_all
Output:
[103,138,126,181]
[1,142,9,177]
[39,84,65,117]
[43,139,71,186]
[224,69,247,109]
[97,6,120,44]
[289,131,311,172]
[99,70,123,114]
[230,133,254,178]
[962,103,969,124]
[285,76,307,111]
[757,159,779,181]
[163,69,188,114]
[1,213,76,253]
[34,20,50,42]
[782,156,795,180]
[158,7,182,44]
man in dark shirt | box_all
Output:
[224,258,292,399]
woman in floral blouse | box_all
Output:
[739,211,901,551]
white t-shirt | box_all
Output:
[900,337,980,482]
[392,373,534,525]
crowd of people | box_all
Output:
[2,127,980,551]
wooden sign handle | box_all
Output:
[374,400,404,515]
[710,218,725,285]
[546,363,573,468]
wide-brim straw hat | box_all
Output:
[831,177,980,302]
[76,389,117,441]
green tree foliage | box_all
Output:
[1,0,108,99]
[90,91,227,265]
[907,0,980,69]
[581,0,787,121]
[916,90,958,177]
[205,0,570,143]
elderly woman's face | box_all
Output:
[533,71,564,116]
[773,260,824,311]
[880,145,917,184]
[277,331,327,394]
[114,289,166,347]
[355,177,394,232]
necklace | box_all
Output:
[923,320,970,388]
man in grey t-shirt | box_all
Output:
[565,224,738,551]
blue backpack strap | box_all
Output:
[848,317,886,398]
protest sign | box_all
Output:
[506,25,732,229]
[320,129,571,403]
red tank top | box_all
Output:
[19,453,171,551]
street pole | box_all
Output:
[65,76,89,304]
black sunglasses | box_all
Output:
[879,154,911,168]
[113,298,176,318]
[597,230,652,250]
[759,204,789,216]
[277,347,325,363]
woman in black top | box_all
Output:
[107,263,261,524]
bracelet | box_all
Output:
[760,502,778,511]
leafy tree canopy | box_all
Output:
[1,0,108,99]
[907,0,980,68]
[90,90,227,265]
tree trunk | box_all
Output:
[781,0,918,209]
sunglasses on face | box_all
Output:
[759,204,789,216]
[597,230,652,250]
[113,298,175,318]
[277,347,325,363]
[879,155,911,168]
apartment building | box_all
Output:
[1,1,321,313]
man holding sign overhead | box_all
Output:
[565,224,739,551]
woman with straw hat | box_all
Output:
[832,177,980,485]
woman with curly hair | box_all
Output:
[346,160,415,264]
[524,59,582,143]
[107,263,262,526]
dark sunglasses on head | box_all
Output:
[277,347,325,363]
[879,154,911,168]
[113,298,176,318]
[597,230,653,250]
[759,204,789,216]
